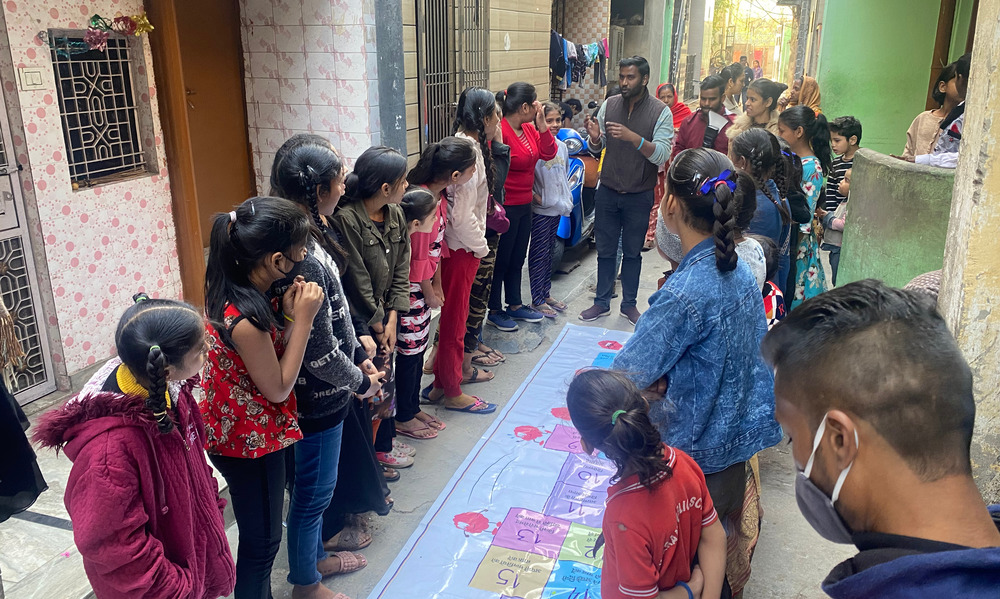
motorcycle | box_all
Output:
[552,128,598,273]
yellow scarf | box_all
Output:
[116,364,172,409]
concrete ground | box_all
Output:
[253,244,855,599]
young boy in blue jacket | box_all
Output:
[762,279,1000,599]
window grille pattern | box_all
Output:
[0,236,48,394]
[49,34,147,185]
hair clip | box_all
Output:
[150,344,161,352]
[611,409,626,425]
[781,149,791,157]
[133,292,150,303]
[228,211,237,223]
[250,200,256,216]
[697,169,737,195]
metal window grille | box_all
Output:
[49,33,148,186]
[416,0,489,148]
[0,236,48,394]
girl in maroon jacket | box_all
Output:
[35,296,236,599]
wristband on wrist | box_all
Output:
[637,137,645,151]
[283,313,295,323]
[676,581,694,599]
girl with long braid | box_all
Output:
[270,135,386,599]
[613,148,781,595]
[36,296,236,599]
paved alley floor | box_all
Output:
[3,243,853,599]
[251,244,854,599]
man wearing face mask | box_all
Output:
[761,279,1000,599]
[671,74,733,158]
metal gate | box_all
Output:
[416,0,489,148]
[0,88,56,404]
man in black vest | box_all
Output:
[580,56,674,326]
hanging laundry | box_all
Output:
[563,37,574,88]
[550,30,566,84]
[571,43,588,87]
[594,40,607,87]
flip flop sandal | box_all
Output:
[383,466,400,482]
[395,424,438,440]
[470,351,499,367]
[462,366,494,385]
[445,397,498,414]
[416,412,447,431]
[324,528,373,552]
[545,298,568,312]
[531,304,558,318]
[484,348,506,363]
[420,384,443,404]
[318,551,368,577]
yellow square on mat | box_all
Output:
[470,545,557,598]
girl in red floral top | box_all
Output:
[201,196,325,599]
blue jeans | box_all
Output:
[287,423,344,586]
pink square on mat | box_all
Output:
[492,508,571,559]
[544,424,586,454]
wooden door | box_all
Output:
[175,0,255,244]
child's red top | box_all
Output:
[200,304,302,458]
[501,118,557,206]
[601,445,717,599]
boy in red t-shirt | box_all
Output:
[567,370,727,599]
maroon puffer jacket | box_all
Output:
[35,360,235,599]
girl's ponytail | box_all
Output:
[711,180,739,272]
[811,112,833,176]
[145,345,172,434]
[566,370,672,489]
[340,146,408,204]
[454,87,498,192]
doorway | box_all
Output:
[145,0,255,305]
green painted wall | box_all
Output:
[816,0,940,155]
[949,0,975,60]
[839,150,954,289]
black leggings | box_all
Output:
[490,203,533,311]
[210,449,287,599]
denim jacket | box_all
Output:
[613,237,781,474]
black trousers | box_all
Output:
[395,350,425,423]
[490,203,533,311]
[594,186,655,309]
[210,449,288,599]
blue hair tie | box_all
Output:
[697,169,737,196]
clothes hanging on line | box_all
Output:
[549,31,608,90]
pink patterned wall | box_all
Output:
[1,0,182,377]
[240,0,381,191]
[558,0,611,109]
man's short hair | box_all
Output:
[761,280,975,481]
[830,115,863,144]
[565,98,582,112]
[700,74,726,95]
[619,56,650,80]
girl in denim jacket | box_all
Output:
[613,147,781,595]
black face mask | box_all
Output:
[278,254,305,278]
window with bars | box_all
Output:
[49,32,154,188]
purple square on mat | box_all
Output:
[544,424,586,454]
[492,508,572,558]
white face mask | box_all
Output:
[794,413,859,544]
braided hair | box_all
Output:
[731,128,791,225]
[667,148,754,272]
[269,133,349,271]
[566,369,672,489]
[116,294,204,433]
[453,87,498,192]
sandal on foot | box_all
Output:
[545,298,568,312]
[470,351,500,367]
[318,551,367,577]
[445,397,498,414]
[383,466,400,482]
[480,345,506,363]
[530,304,558,318]
[462,366,494,384]
[420,385,443,404]
[324,528,372,552]
[416,412,447,431]
[395,423,438,440]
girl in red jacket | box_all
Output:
[35,295,236,599]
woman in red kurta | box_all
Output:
[486,82,557,332]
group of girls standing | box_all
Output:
[37,80,561,599]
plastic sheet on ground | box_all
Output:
[369,324,632,599]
